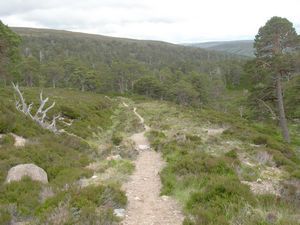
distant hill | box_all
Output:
[8,27,247,93]
[11,27,244,68]
[185,40,254,57]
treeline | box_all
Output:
[0,25,246,106]
[10,56,239,106]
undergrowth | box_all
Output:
[0,87,128,224]
[142,99,300,225]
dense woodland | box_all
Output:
[0,27,246,105]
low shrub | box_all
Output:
[269,149,297,168]
[140,98,300,225]
[184,206,229,225]
[225,149,238,159]
[0,207,11,225]
[186,134,202,144]
[60,105,80,119]
[36,184,126,224]
[160,167,177,195]
[108,159,135,175]
[0,88,122,224]
[0,177,42,216]
[256,194,299,224]
[253,135,268,145]
[239,165,259,182]
[291,169,300,179]
[186,176,255,225]
[112,132,123,145]
[146,130,166,151]
[170,151,235,176]
[0,113,16,134]
[150,127,256,225]
[0,134,15,146]
[70,184,126,209]
[52,168,93,187]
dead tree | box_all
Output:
[12,83,61,133]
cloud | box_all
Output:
[1,0,300,43]
[0,0,146,16]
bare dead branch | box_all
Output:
[34,90,49,118]
[48,114,61,131]
[12,83,63,133]
[12,83,28,113]
[42,102,55,120]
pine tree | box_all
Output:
[254,16,299,143]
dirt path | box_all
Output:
[121,104,183,225]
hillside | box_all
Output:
[1,86,300,224]
[185,40,254,57]
[12,27,240,67]
[5,27,247,100]
[0,86,148,224]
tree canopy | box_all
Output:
[0,20,21,85]
[254,16,298,57]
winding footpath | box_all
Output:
[121,103,183,225]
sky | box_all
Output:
[1,0,300,44]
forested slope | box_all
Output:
[12,27,238,66]
[7,27,246,97]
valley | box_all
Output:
[0,15,300,225]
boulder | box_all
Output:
[6,163,48,184]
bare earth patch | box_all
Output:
[205,127,226,136]
[239,152,286,196]
[11,133,26,147]
[241,180,281,196]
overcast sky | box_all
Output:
[1,0,300,43]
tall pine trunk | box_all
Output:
[276,73,290,143]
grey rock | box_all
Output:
[6,163,48,184]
